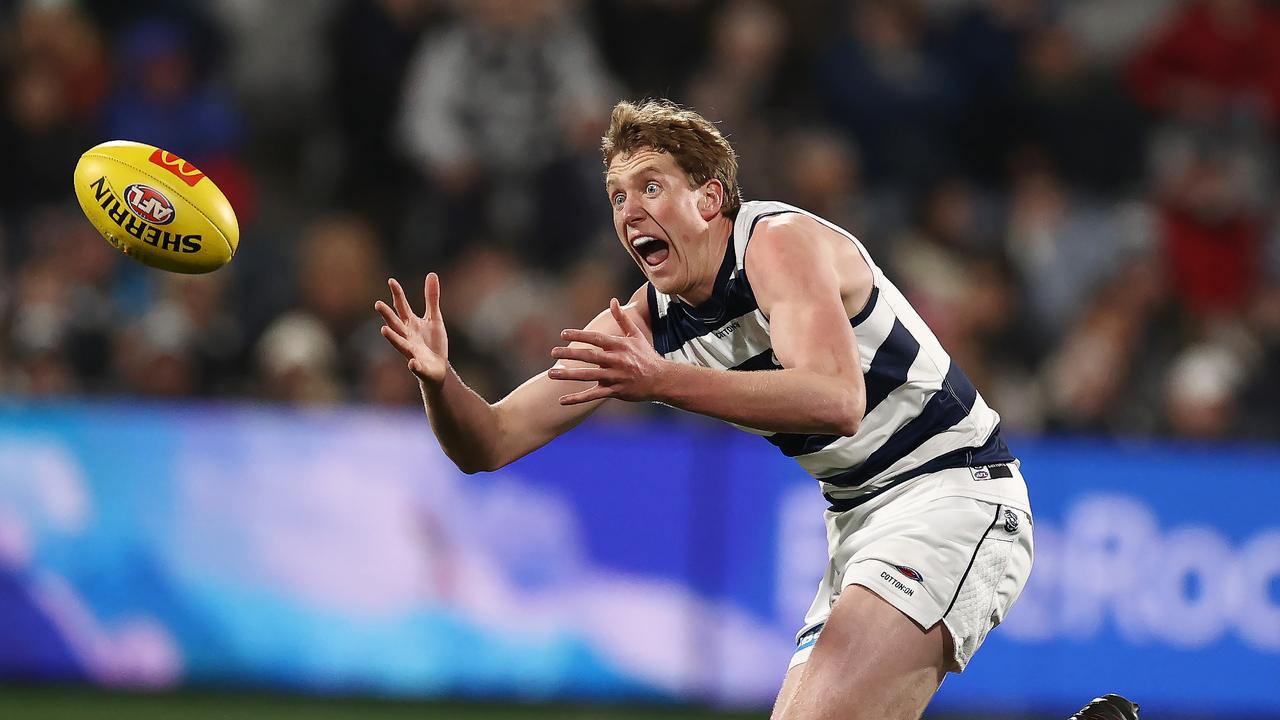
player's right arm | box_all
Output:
[375,274,645,473]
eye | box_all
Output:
[644,182,660,195]
[612,192,624,207]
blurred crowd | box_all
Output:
[1,0,1279,441]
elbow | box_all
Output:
[453,451,502,475]
[829,391,864,437]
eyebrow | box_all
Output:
[606,164,664,190]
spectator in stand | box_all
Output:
[1163,342,1247,439]
[326,0,442,243]
[1128,0,1280,126]
[776,126,869,243]
[398,0,613,270]
[0,59,90,248]
[941,0,1044,185]
[816,0,960,188]
[5,209,120,396]
[1004,163,1144,344]
[102,17,254,223]
[590,0,712,99]
[1014,22,1146,194]
[685,0,793,200]
[255,312,342,405]
[1152,139,1265,320]
[257,215,387,393]
[113,302,202,398]
[11,1,109,125]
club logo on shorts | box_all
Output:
[893,564,924,583]
[123,183,175,225]
[1003,508,1019,533]
[971,466,992,481]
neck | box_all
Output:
[676,215,733,306]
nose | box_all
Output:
[620,195,645,225]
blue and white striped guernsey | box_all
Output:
[647,201,1014,510]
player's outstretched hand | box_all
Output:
[549,298,666,405]
[375,274,449,386]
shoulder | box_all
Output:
[744,212,840,273]
[742,211,873,317]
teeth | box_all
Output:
[631,235,657,249]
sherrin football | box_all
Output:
[73,140,239,273]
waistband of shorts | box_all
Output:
[822,427,1015,513]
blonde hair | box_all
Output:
[601,99,743,218]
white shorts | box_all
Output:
[790,462,1033,673]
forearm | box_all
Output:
[654,363,864,436]
[420,366,504,474]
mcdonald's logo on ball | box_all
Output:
[148,148,207,187]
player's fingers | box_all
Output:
[558,385,614,405]
[380,325,416,359]
[610,298,638,337]
[374,301,408,335]
[425,272,442,321]
[560,329,620,349]
[549,345,608,366]
[547,367,608,382]
[389,278,415,321]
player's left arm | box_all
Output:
[550,216,867,436]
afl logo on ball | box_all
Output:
[124,184,175,226]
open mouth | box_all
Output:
[631,235,670,267]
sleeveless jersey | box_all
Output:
[646,201,1014,509]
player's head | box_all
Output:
[602,99,742,296]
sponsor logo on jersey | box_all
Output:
[88,176,203,254]
[148,149,206,187]
[713,320,741,339]
[123,183,175,225]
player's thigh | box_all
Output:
[778,585,949,720]
[770,663,805,720]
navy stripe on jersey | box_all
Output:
[731,347,781,372]
[651,242,762,354]
[851,285,879,326]
[764,313,916,458]
[768,429,841,457]
[820,361,979,488]
[862,319,920,417]
[747,210,796,240]
[823,426,1014,512]
[646,282,660,332]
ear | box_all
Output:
[699,179,725,221]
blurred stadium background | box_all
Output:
[1,0,1279,718]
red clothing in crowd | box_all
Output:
[1129,0,1280,121]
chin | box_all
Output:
[647,273,676,294]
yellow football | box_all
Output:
[72,140,239,274]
